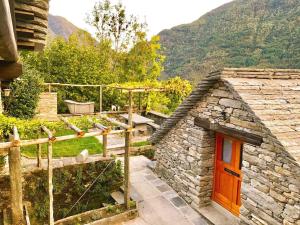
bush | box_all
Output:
[4,66,43,119]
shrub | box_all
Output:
[4,66,43,119]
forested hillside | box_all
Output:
[159,0,300,83]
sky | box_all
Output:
[49,0,233,37]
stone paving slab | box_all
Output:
[121,156,209,225]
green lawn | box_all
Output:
[21,129,103,158]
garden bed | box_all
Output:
[54,202,138,225]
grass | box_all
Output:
[21,129,103,158]
[131,140,150,147]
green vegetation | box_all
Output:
[159,0,300,83]
[21,129,103,158]
[21,0,191,114]
[22,160,123,223]
[3,66,43,119]
[0,114,63,140]
[0,115,105,158]
[131,140,150,147]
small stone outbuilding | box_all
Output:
[150,68,300,225]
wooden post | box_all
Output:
[48,141,54,225]
[124,129,131,209]
[138,92,141,112]
[37,143,42,168]
[0,81,3,114]
[99,85,103,113]
[48,84,51,93]
[37,132,42,168]
[102,131,107,157]
[9,127,23,224]
[128,91,133,127]
[124,90,133,209]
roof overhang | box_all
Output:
[0,0,19,62]
[194,117,263,146]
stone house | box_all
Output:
[150,68,300,225]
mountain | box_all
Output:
[159,0,300,83]
[48,14,80,39]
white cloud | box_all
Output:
[49,0,233,37]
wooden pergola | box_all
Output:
[0,84,165,224]
[44,82,165,112]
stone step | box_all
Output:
[110,191,125,204]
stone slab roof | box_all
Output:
[150,68,300,163]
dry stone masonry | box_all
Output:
[35,92,58,121]
[153,69,300,225]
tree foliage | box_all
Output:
[21,1,190,115]
[4,66,43,119]
[87,0,146,51]
[22,29,169,113]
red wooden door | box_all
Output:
[213,133,242,216]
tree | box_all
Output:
[22,32,117,112]
[87,0,146,51]
[121,34,165,82]
[4,66,43,119]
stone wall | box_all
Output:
[155,81,300,225]
[35,92,58,121]
[155,117,215,208]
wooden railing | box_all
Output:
[0,115,134,225]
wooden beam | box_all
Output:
[194,117,263,146]
[99,114,130,129]
[16,27,34,39]
[9,127,23,224]
[0,129,129,149]
[0,0,18,62]
[15,9,34,20]
[0,61,22,80]
[43,82,103,88]
[41,125,56,141]
[60,117,84,137]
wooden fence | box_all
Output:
[0,114,134,225]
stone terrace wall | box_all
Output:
[35,92,58,121]
[155,81,300,225]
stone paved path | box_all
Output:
[121,156,209,225]
[95,133,149,149]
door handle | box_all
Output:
[224,168,240,177]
